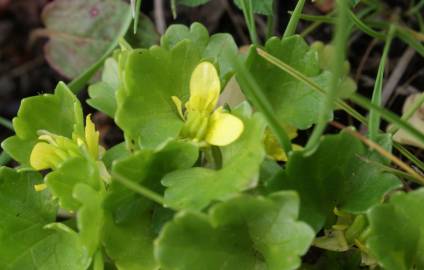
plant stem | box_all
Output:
[266,0,276,39]
[305,0,349,153]
[240,0,258,44]
[369,25,395,141]
[133,0,143,34]
[112,172,166,206]
[283,0,306,38]
[0,116,13,130]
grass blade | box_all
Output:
[133,0,143,34]
[283,0,306,38]
[369,26,395,141]
[305,0,349,153]
[0,116,13,131]
[240,0,258,44]
[230,52,292,154]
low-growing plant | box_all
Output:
[1,0,424,269]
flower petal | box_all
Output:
[30,142,59,170]
[205,108,244,146]
[187,62,220,113]
[171,96,185,120]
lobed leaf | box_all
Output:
[0,167,90,270]
[366,189,424,270]
[270,131,401,231]
[155,191,314,270]
[162,111,267,211]
[1,82,82,166]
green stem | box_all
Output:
[305,0,349,153]
[112,172,166,206]
[283,0,306,38]
[133,0,143,34]
[171,0,177,19]
[0,116,13,130]
[369,25,395,141]
[266,0,276,39]
[240,0,258,44]
[348,10,385,40]
[230,52,292,154]
[408,0,424,15]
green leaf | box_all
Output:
[155,191,314,270]
[162,112,267,211]
[87,58,120,117]
[366,189,424,270]
[115,42,199,148]
[175,0,210,7]
[73,183,105,256]
[233,0,273,15]
[105,140,198,222]
[103,140,197,269]
[246,36,330,129]
[41,0,130,79]
[103,203,158,270]
[272,131,401,231]
[45,157,103,211]
[101,142,129,169]
[116,23,237,148]
[311,41,357,99]
[161,23,238,82]
[1,82,82,166]
[0,167,91,270]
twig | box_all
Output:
[382,47,416,105]
[355,38,378,82]
[154,0,166,34]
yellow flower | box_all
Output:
[263,126,302,162]
[172,62,244,146]
[30,115,102,171]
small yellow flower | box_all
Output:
[30,115,102,171]
[172,62,244,146]
[263,126,302,162]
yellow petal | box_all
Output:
[85,114,100,159]
[205,108,244,146]
[30,142,59,170]
[283,124,298,140]
[34,183,47,192]
[171,96,185,120]
[187,62,220,113]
